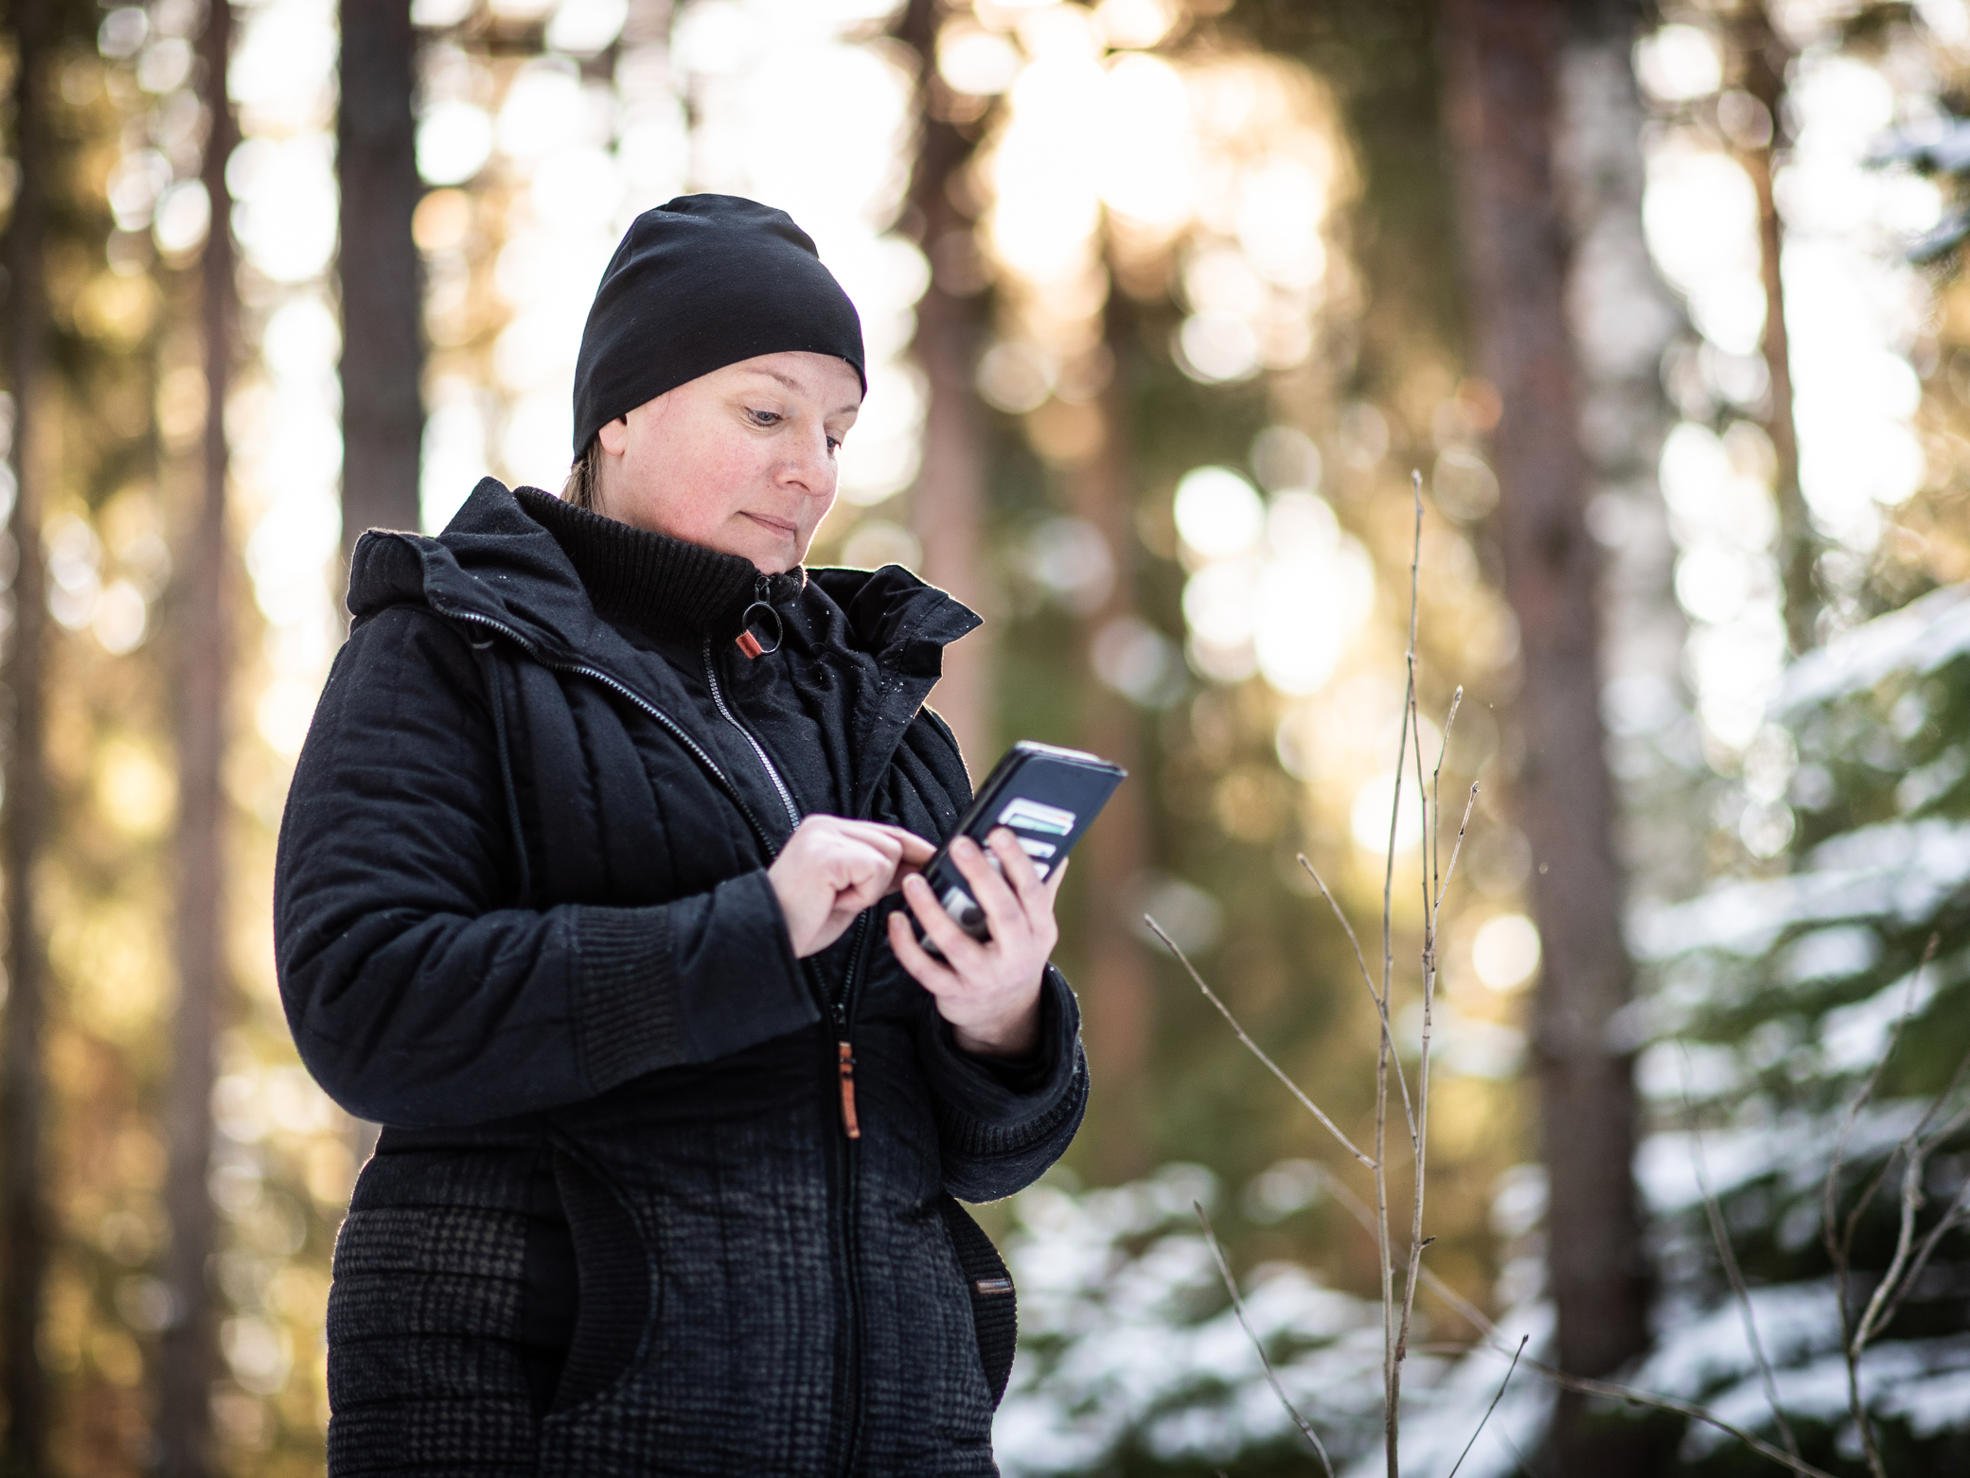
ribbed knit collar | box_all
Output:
[513,484,806,645]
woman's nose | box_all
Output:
[779,427,836,494]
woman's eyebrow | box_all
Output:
[744,367,860,416]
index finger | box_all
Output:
[817,817,933,860]
[867,823,936,865]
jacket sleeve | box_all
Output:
[902,707,1089,1201]
[913,961,1089,1203]
[273,603,819,1128]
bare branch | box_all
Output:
[1681,1047,1802,1461]
[1853,1039,1970,1353]
[1530,1364,1839,1478]
[1413,1343,1843,1478]
[1428,782,1481,939]
[1871,1172,1970,1336]
[1299,852,1417,1138]
[1447,1334,1529,1478]
[1194,1202,1337,1478]
[1853,1151,1925,1362]
[1822,933,1939,1478]
[1372,469,1429,1476]
[1429,687,1464,933]
[1822,936,1938,1265]
[1381,471,1424,1005]
[1328,1154,1838,1478]
[1144,915,1375,1168]
[1298,853,1378,1002]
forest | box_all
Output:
[2,0,1969,1472]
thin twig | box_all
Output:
[1822,933,1939,1478]
[1394,644,1434,1372]
[1410,1343,1843,1478]
[1852,1036,1970,1352]
[1447,1334,1529,1478]
[1822,937,1937,1261]
[1300,852,1417,1139]
[1428,782,1480,939]
[1391,797,1482,1394]
[1680,1046,1802,1461]
[1854,1150,1925,1359]
[1525,1362,1838,1478]
[1308,1160,1496,1336]
[1872,1167,1970,1336]
[1144,915,1374,1167]
[1424,689,1463,961]
[1298,852,1377,998]
[1373,471,1428,1477]
[1195,1202,1337,1478]
[1319,1158,1836,1478]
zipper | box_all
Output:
[700,634,802,834]
[830,912,876,1474]
[437,605,780,858]
[455,600,876,1473]
[828,911,876,1138]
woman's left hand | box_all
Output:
[887,828,1069,1059]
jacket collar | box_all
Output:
[512,484,806,646]
[346,476,982,675]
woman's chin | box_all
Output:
[733,518,808,573]
[744,541,798,575]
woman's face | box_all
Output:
[592,350,862,575]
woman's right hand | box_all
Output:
[767,816,936,958]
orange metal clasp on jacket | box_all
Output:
[836,1040,861,1140]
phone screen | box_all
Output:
[914,741,1126,947]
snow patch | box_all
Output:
[1780,581,1970,711]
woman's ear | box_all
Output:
[596,416,629,455]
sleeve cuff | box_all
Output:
[918,962,1080,1129]
[569,870,819,1092]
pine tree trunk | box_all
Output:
[338,0,425,551]
[1738,3,1815,655]
[1440,3,1654,1469]
[1559,0,1700,905]
[1060,289,1153,1179]
[0,0,55,1468]
[158,2,239,1469]
[895,0,994,761]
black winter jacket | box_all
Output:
[273,478,1089,1475]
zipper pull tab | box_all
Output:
[736,599,783,660]
[837,1040,862,1140]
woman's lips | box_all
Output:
[743,513,798,536]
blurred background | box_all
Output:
[2,0,1970,1472]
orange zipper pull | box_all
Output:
[837,1040,861,1140]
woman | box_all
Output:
[274,194,1088,1475]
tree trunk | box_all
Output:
[1738,3,1815,655]
[1059,289,1153,1179]
[338,0,425,553]
[1,1,55,1469]
[895,0,995,762]
[1440,3,1654,1470]
[1559,0,1701,906]
[158,3,239,1470]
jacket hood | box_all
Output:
[347,476,981,675]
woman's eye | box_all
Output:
[826,435,842,454]
[746,408,782,427]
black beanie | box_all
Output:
[570,194,866,457]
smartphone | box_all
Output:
[913,740,1127,951]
